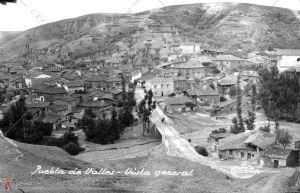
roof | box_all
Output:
[165,95,195,105]
[65,80,84,88]
[218,130,277,151]
[261,146,292,159]
[240,71,259,77]
[87,75,105,82]
[274,49,300,56]
[37,87,67,94]
[56,96,77,103]
[217,75,237,86]
[172,59,205,69]
[213,55,244,61]
[79,101,113,108]
[244,131,276,150]
[218,132,251,151]
[216,99,237,108]
[48,100,69,112]
[147,77,174,84]
[41,114,60,124]
[187,85,219,96]
[209,132,232,140]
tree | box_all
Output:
[236,73,244,132]
[258,65,299,121]
[275,128,292,148]
[195,146,208,156]
[244,85,257,130]
[137,89,156,136]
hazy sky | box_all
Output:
[0,0,299,31]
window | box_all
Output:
[167,84,170,88]
[161,84,163,88]
[229,150,233,155]
[241,152,244,158]
[154,85,157,89]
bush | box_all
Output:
[259,124,271,133]
[45,132,84,156]
[62,142,84,156]
[195,146,208,156]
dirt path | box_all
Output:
[135,88,270,179]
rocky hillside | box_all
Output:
[0,3,299,61]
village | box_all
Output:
[0,8,300,193]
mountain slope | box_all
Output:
[0,3,299,61]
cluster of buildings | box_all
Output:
[208,130,300,168]
[0,61,129,130]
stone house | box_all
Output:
[145,78,174,97]
[179,42,201,55]
[218,131,277,162]
[36,86,67,102]
[164,95,197,114]
[260,146,295,168]
[269,49,300,72]
[171,58,206,79]
[173,77,188,94]
[85,75,106,90]
[186,85,219,106]
[212,55,245,71]
[63,80,85,94]
[212,99,237,115]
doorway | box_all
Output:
[274,160,279,168]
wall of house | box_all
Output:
[177,68,205,79]
[199,95,219,105]
[174,80,188,94]
[146,80,174,97]
[260,156,287,167]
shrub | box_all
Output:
[195,146,208,156]
[259,124,271,133]
[62,142,84,156]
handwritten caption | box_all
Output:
[31,165,193,177]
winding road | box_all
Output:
[135,87,270,179]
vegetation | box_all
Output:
[259,124,271,133]
[46,131,84,155]
[258,65,299,122]
[211,128,227,134]
[195,146,208,156]
[137,89,156,136]
[244,85,257,130]
[275,127,292,148]
[0,96,53,144]
[230,74,245,134]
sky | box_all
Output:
[0,0,299,31]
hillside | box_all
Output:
[0,2,299,62]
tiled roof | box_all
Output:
[79,101,113,108]
[165,95,195,105]
[274,49,300,56]
[41,114,60,124]
[87,75,106,82]
[240,71,259,77]
[218,132,251,151]
[172,59,205,69]
[216,99,237,108]
[147,77,174,84]
[244,131,276,150]
[65,80,84,88]
[261,146,292,159]
[37,87,67,94]
[218,131,277,151]
[48,100,69,112]
[213,55,244,61]
[187,85,219,96]
[209,132,232,140]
